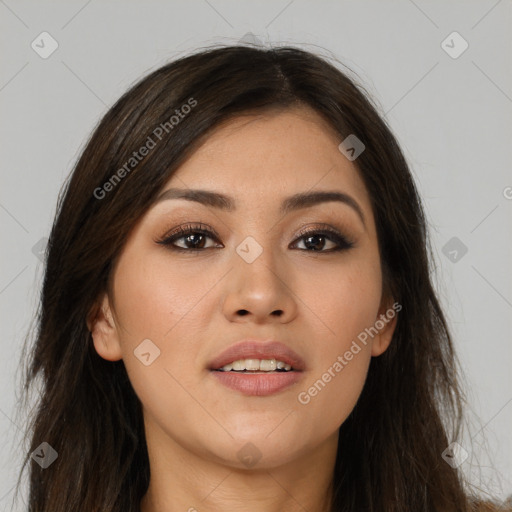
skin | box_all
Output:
[88,106,397,512]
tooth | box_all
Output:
[232,360,245,371]
[245,359,260,371]
[259,359,277,371]
[220,358,291,372]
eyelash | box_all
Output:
[155,222,355,253]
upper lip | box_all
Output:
[209,340,306,371]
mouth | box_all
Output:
[208,340,306,396]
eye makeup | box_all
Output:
[154,221,356,254]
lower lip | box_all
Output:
[211,370,303,396]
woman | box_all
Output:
[14,44,510,511]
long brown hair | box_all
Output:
[14,44,509,511]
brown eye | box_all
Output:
[291,226,355,252]
[156,223,222,251]
[156,223,355,253]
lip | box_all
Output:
[208,340,306,371]
[208,340,306,397]
[212,371,303,396]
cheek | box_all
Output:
[110,252,219,391]
[110,253,208,413]
[292,255,381,427]
[294,268,379,427]
[111,252,209,342]
[295,251,383,352]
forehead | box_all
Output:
[166,107,371,212]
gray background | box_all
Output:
[1,0,511,509]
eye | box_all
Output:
[155,222,355,253]
[156,223,222,251]
[290,225,355,252]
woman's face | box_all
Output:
[90,107,396,469]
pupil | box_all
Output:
[187,234,204,248]
[305,235,324,251]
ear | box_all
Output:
[87,292,123,361]
[371,296,400,357]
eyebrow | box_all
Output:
[154,187,366,227]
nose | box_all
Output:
[222,242,298,324]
